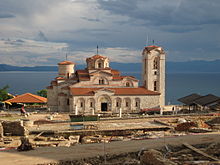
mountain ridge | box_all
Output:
[0,60,220,73]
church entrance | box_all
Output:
[101,103,108,111]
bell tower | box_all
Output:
[142,45,166,106]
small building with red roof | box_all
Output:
[5,93,47,104]
[47,45,166,114]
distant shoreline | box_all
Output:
[1,60,220,73]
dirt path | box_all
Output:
[1,133,220,165]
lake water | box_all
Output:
[0,71,220,104]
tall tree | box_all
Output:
[0,85,12,101]
[37,89,47,98]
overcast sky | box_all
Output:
[0,0,219,66]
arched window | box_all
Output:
[80,101,83,107]
[135,98,140,108]
[99,79,105,84]
[124,98,131,108]
[115,97,121,108]
[88,98,95,108]
[154,81,157,91]
[153,58,159,69]
[98,62,102,68]
[126,82,130,87]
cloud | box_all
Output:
[0,0,219,65]
[0,13,15,19]
[0,38,68,66]
[97,0,220,32]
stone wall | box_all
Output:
[0,122,3,138]
[2,121,27,136]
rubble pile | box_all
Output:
[33,135,80,147]
[140,149,177,165]
[167,143,220,164]
[38,143,220,165]
[206,117,220,129]
[174,122,197,131]
[17,136,34,151]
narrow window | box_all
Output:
[80,102,83,107]
[126,82,130,87]
[126,102,129,107]
[153,58,158,69]
[90,102,93,107]
[98,62,102,68]
[135,101,138,107]
[67,99,69,105]
[154,81,157,91]
[99,79,105,84]
[116,102,119,107]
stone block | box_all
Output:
[2,121,28,136]
[0,122,3,138]
[140,149,177,165]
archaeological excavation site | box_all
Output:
[0,111,220,165]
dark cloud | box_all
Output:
[0,0,62,17]
[97,0,220,32]
[36,31,48,42]
[81,17,101,22]
[0,13,15,18]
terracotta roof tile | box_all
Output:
[111,69,120,76]
[5,93,47,103]
[76,70,89,75]
[58,61,75,65]
[70,87,159,96]
[88,54,107,59]
[142,45,164,54]
[56,77,65,80]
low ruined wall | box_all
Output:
[2,121,27,136]
[0,122,3,138]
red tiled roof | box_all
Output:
[58,61,75,65]
[142,45,164,55]
[76,70,89,75]
[111,69,120,76]
[147,45,159,48]
[112,76,138,82]
[5,93,47,103]
[56,77,65,80]
[70,87,159,96]
[88,54,107,60]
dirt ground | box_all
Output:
[0,133,220,165]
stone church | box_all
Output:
[47,45,165,114]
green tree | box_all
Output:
[37,89,47,98]
[0,85,12,101]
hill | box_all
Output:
[0,60,220,73]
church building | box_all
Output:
[47,45,166,114]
